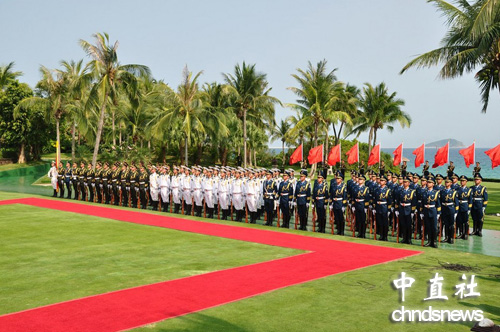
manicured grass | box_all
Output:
[0,160,46,172]
[41,152,73,161]
[0,205,300,315]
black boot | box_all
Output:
[53,189,57,197]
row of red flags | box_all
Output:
[289,142,500,169]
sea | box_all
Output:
[268,147,500,179]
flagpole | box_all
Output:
[473,140,476,165]
[447,140,450,165]
[379,142,381,169]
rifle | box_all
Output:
[421,219,425,246]
[231,202,233,221]
[396,215,400,243]
[391,210,395,237]
[182,197,185,215]
[245,204,249,223]
[218,202,220,220]
[329,206,334,235]
[373,209,377,240]
[438,216,442,244]
[414,213,418,240]
[276,203,280,227]
[119,188,122,207]
[351,210,356,237]
[312,203,316,232]
[295,205,298,230]
[369,207,373,235]
[192,197,195,216]
[170,193,173,213]
[204,200,207,218]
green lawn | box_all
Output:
[0,160,47,172]
[0,192,499,331]
[0,205,300,315]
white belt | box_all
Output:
[356,199,364,202]
[459,200,469,203]
[316,197,325,200]
[139,182,145,184]
[333,198,343,201]
[233,193,241,195]
[474,198,483,200]
[443,202,454,206]
[297,194,306,197]
[377,202,387,205]
[280,193,289,196]
[400,203,411,207]
[425,205,435,208]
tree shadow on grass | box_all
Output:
[152,312,249,332]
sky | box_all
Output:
[1,0,499,148]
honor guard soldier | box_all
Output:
[295,170,311,231]
[231,171,245,222]
[473,162,481,177]
[451,173,460,191]
[422,176,441,248]
[218,170,231,220]
[423,161,430,177]
[129,163,139,208]
[396,176,417,244]
[447,162,455,178]
[440,177,459,244]
[64,161,72,199]
[95,162,103,203]
[456,175,472,239]
[329,172,347,235]
[401,161,408,177]
[111,162,121,205]
[149,166,160,211]
[380,160,386,176]
[416,176,427,239]
[193,168,204,217]
[354,174,371,238]
[245,171,259,223]
[79,161,87,201]
[86,162,95,202]
[435,174,445,192]
[57,161,65,198]
[373,175,392,241]
[121,162,130,207]
[204,169,217,218]
[470,173,488,237]
[312,172,328,233]
[263,170,278,226]
[159,166,171,212]
[278,171,294,228]
[139,164,149,209]
[72,162,79,200]
[48,161,58,197]
[102,162,112,204]
[289,169,297,218]
[181,167,194,215]
[171,167,181,213]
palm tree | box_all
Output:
[330,83,359,144]
[1,62,23,90]
[350,82,410,151]
[80,32,150,169]
[16,66,67,164]
[223,62,279,167]
[400,0,500,112]
[270,119,292,166]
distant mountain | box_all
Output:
[427,139,465,148]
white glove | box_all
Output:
[411,213,414,219]
[289,201,293,208]
[275,200,279,206]
[364,208,368,214]
[294,202,297,207]
[352,207,356,212]
[329,205,333,210]
[388,212,390,218]
[467,211,470,216]
[395,211,399,217]
[420,213,424,219]
[372,209,376,216]
[306,203,309,208]
[342,207,345,213]
[454,213,457,221]
[482,207,485,214]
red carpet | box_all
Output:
[0,198,421,331]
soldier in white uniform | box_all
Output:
[159,166,170,212]
[218,169,231,220]
[149,166,160,211]
[48,161,58,197]
[192,167,204,217]
[171,167,181,213]
[231,170,246,222]
[181,167,194,215]
[245,171,259,223]
[203,169,216,218]
[212,167,220,217]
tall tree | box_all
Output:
[400,0,500,112]
[223,62,279,167]
[0,62,23,91]
[270,119,292,166]
[80,32,150,168]
[350,82,410,151]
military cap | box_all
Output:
[445,176,452,183]
[123,162,128,167]
[435,174,444,180]
[402,176,410,182]
[413,173,420,179]
[317,172,324,179]
[300,169,308,176]
[427,176,436,184]
[104,162,109,167]
[380,175,388,182]
[474,173,483,180]
[350,170,356,174]
[398,174,404,179]
[421,176,427,182]
[375,173,380,179]
[335,172,344,179]
[451,173,459,179]
[459,175,468,181]
[358,174,366,181]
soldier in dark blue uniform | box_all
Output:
[263,170,278,226]
[435,174,445,192]
[456,175,472,239]
[470,173,488,237]
[423,160,430,177]
[312,173,328,233]
[451,173,460,191]
[373,175,392,241]
[440,177,459,244]
[395,176,416,244]
[278,171,294,228]
[295,170,311,231]
[329,172,347,235]
[354,174,371,238]
[64,161,72,199]
[422,176,441,248]
[416,176,427,239]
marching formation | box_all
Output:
[47,160,488,248]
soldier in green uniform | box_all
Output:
[102,162,112,204]
[111,162,121,206]
[95,162,103,203]
[130,163,140,208]
[79,161,87,201]
[64,161,72,199]
[57,161,65,198]
[87,162,95,202]
[72,162,79,200]
[138,164,149,209]
[121,162,130,207]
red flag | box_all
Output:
[327,144,341,166]
[307,145,323,165]
[346,143,359,165]
[485,144,500,169]
[368,144,380,166]
[393,143,403,166]
[459,142,475,168]
[412,143,425,168]
[432,142,449,168]
[289,144,303,165]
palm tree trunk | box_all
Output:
[282,140,285,166]
[112,109,116,146]
[184,136,188,166]
[71,121,76,162]
[325,125,329,164]
[18,143,26,164]
[373,129,378,148]
[119,126,122,145]
[332,124,338,145]
[254,149,257,167]
[243,108,247,167]
[367,127,374,155]
[56,118,61,164]
[91,91,109,170]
